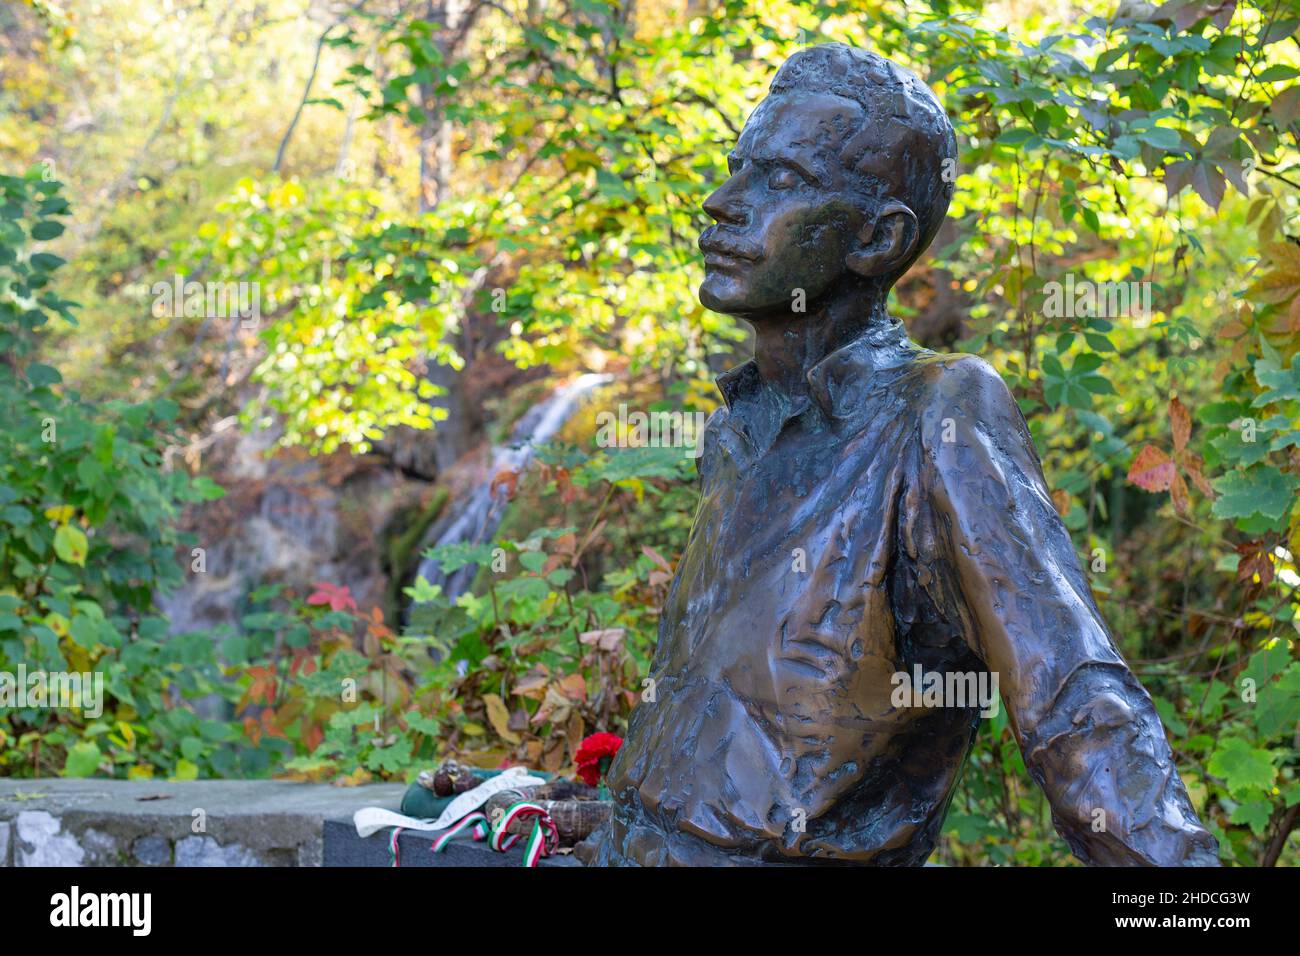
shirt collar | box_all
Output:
[715,319,917,422]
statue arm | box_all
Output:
[918,355,1218,866]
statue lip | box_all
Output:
[701,252,752,272]
[699,229,762,265]
[702,227,759,261]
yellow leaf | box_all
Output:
[1265,241,1300,276]
[333,767,373,787]
[44,505,74,524]
[53,524,88,566]
[483,693,520,744]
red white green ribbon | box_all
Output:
[389,803,557,868]
[488,801,559,868]
[388,827,403,867]
[431,811,489,853]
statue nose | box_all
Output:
[702,180,747,226]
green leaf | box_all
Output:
[1136,126,1183,151]
[29,252,65,272]
[1254,355,1300,406]
[189,476,226,501]
[64,741,102,778]
[1229,799,1273,837]
[26,363,61,387]
[1211,466,1299,522]
[518,550,547,573]
[1207,737,1276,794]
[53,524,89,566]
[31,220,65,240]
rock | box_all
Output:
[132,835,171,866]
[174,836,262,867]
[80,827,121,864]
[15,810,84,866]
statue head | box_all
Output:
[698,43,957,322]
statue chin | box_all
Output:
[698,272,743,316]
[698,273,784,319]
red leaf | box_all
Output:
[491,469,519,500]
[1170,396,1191,454]
[1127,444,1176,492]
[302,721,324,753]
[1170,470,1191,516]
[307,581,358,613]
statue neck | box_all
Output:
[748,286,890,400]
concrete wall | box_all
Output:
[0,779,406,867]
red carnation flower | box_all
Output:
[574,732,623,787]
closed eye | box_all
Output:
[768,167,800,189]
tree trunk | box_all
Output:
[417,0,466,213]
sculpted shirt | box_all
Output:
[586,321,1218,866]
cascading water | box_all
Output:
[412,372,612,604]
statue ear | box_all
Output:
[846,201,919,278]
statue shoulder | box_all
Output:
[913,351,1019,422]
[909,351,1031,468]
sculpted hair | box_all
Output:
[769,43,957,280]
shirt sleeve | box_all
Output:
[916,354,1218,866]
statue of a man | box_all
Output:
[581,43,1218,866]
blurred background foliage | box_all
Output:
[3,0,1300,865]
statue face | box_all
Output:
[698,92,870,319]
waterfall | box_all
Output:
[412,372,612,604]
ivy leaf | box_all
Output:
[1229,799,1273,837]
[1253,355,1300,406]
[1211,466,1299,522]
[1253,662,1300,738]
[1127,444,1176,492]
[1207,737,1276,795]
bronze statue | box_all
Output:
[579,43,1218,866]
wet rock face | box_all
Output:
[157,356,585,640]
[158,420,436,637]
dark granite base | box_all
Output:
[322,819,583,867]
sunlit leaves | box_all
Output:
[1,169,238,780]
[1041,352,1113,408]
